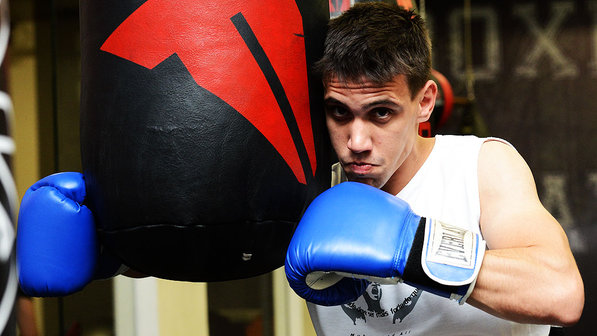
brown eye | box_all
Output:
[372,108,392,121]
[326,106,350,120]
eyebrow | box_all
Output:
[323,97,344,106]
[324,97,400,107]
[363,99,401,110]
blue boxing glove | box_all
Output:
[17,172,99,296]
[285,182,486,306]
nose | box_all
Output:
[347,119,372,154]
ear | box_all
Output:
[417,79,437,123]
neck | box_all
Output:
[381,136,435,195]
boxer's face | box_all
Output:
[324,75,433,189]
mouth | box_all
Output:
[345,161,376,175]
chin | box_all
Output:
[347,175,382,189]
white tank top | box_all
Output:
[308,135,550,336]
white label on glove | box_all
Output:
[426,219,475,269]
[421,218,485,286]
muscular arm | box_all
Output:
[467,140,584,326]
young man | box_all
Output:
[285,2,584,335]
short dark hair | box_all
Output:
[315,2,432,98]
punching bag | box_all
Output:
[79,0,330,281]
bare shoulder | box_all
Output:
[478,139,529,172]
[478,139,537,201]
[477,139,550,247]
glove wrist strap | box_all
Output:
[402,217,485,302]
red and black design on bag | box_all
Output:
[80,0,330,281]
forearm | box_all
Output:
[467,247,584,326]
